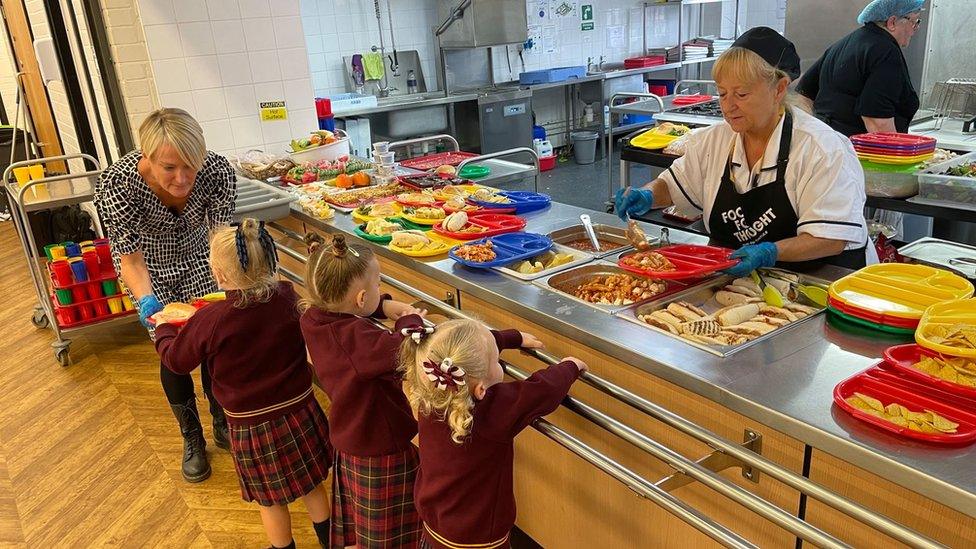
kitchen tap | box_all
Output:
[598,55,606,72]
[586,56,595,72]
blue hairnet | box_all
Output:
[857,0,925,24]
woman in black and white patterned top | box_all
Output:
[94,108,236,484]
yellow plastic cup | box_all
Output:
[121,295,134,311]
[49,245,66,260]
[107,297,123,314]
[13,167,30,187]
[28,164,44,181]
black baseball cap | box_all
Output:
[731,27,801,80]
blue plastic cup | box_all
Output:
[68,258,88,282]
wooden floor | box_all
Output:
[0,222,325,548]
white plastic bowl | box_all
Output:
[287,130,351,163]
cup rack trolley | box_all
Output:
[4,154,139,366]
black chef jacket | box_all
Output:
[796,23,919,137]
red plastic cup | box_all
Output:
[86,282,102,301]
[315,97,332,117]
[50,260,73,286]
[71,286,87,304]
[94,299,110,316]
[78,305,95,321]
[82,251,101,280]
[95,241,112,267]
[56,307,77,326]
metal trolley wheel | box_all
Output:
[30,307,49,329]
[54,346,70,367]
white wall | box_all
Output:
[301,0,440,98]
[138,0,317,157]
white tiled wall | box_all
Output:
[137,0,317,157]
[300,0,441,98]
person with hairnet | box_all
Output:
[796,0,924,136]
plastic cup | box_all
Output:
[94,300,110,316]
[82,251,101,280]
[373,141,390,153]
[43,244,57,260]
[85,282,102,301]
[12,167,30,187]
[95,243,112,270]
[56,307,76,326]
[79,240,93,248]
[64,243,82,257]
[50,260,73,286]
[102,279,118,296]
[121,295,134,311]
[54,288,73,305]
[78,305,95,321]
[69,258,88,282]
[49,245,66,260]
[375,151,395,165]
[107,297,123,314]
[71,286,87,304]
[28,164,44,181]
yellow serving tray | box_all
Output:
[856,152,933,165]
[828,264,974,320]
[388,233,462,258]
[352,202,403,223]
[916,299,976,358]
[629,131,680,151]
[400,211,446,226]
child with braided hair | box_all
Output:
[400,319,587,549]
[300,232,429,548]
[155,218,332,549]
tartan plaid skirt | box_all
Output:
[229,396,333,506]
[331,447,421,548]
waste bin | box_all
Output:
[571,131,599,165]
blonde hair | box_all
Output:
[400,319,490,444]
[712,47,807,112]
[210,218,278,307]
[139,108,207,171]
[301,233,374,312]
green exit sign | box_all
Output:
[582,4,593,21]
[581,22,594,31]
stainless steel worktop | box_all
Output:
[289,200,976,515]
[334,92,480,117]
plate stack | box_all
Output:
[711,38,734,56]
[682,38,710,61]
[851,132,936,167]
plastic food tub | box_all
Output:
[917,151,976,206]
[539,155,556,171]
[287,131,352,163]
[860,160,920,198]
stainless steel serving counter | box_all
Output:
[289,200,976,516]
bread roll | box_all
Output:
[680,319,721,336]
[391,230,429,248]
[443,211,468,232]
[785,302,818,317]
[724,284,761,298]
[641,315,679,334]
[650,310,684,331]
[714,303,762,326]
[715,290,760,307]
[154,302,197,323]
[667,302,705,322]
[759,306,797,322]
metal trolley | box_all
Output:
[4,153,139,366]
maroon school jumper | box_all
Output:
[155,281,315,424]
[415,333,581,549]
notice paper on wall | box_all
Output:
[606,25,625,49]
[542,25,558,54]
[550,0,577,18]
[528,0,549,22]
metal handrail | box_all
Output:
[456,147,541,192]
[275,260,756,548]
[271,238,943,548]
[388,134,460,155]
[607,92,666,206]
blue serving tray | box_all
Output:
[468,191,551,214]
[449,232,554,269]
[519,66,587,85]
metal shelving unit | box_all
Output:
[642,0,739,78]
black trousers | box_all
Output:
[160,361,215,407]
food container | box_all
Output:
[400,209,447,226]
[493,243,594,281]
[547,223,652,259]
[533,263,687,314]
[833,363,976,445]
[287,130,352,163]
[861,161,920,198]
[899,237,976,279]
[449,232,553,269]
[615,272,828,357]
[399,151,478,171]
[917,150,976,207]
[828,264,974,322]
[468,191,552,215]
[915,299,976,358]
[538,155,556,172]
[884,343,976,399]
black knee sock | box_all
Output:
[271,540,295,549]
[312,519,330,546]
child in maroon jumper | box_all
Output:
[155,219,332,549]
[300,232,428,548]
[401,319,587,549]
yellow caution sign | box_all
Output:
[259,101,287,121]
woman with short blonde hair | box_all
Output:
[617,27,874,273]
[94,107,237,484]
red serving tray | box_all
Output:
[147,299,210,328]
[850,132,936,148]
[432,213,526,240]
[833,362,976,444]
[827,295,920,329]
[854,143,935,155]
[399,151,479,171]
[884,344,976,399]
[624,55,666,68]
[671,94,714,106]
[617,244,737,280]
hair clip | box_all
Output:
[401,325,434,344]
[422,357,465,391]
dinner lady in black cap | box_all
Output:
[617,27,874,275]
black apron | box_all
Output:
[707,111,867,271]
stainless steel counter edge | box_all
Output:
[288,201,976,516]
[334,92,480,117]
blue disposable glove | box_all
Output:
[137,294,164,327]
[614,188,654,222]
[724,242,778,278]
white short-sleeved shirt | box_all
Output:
[660,107,870,252]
